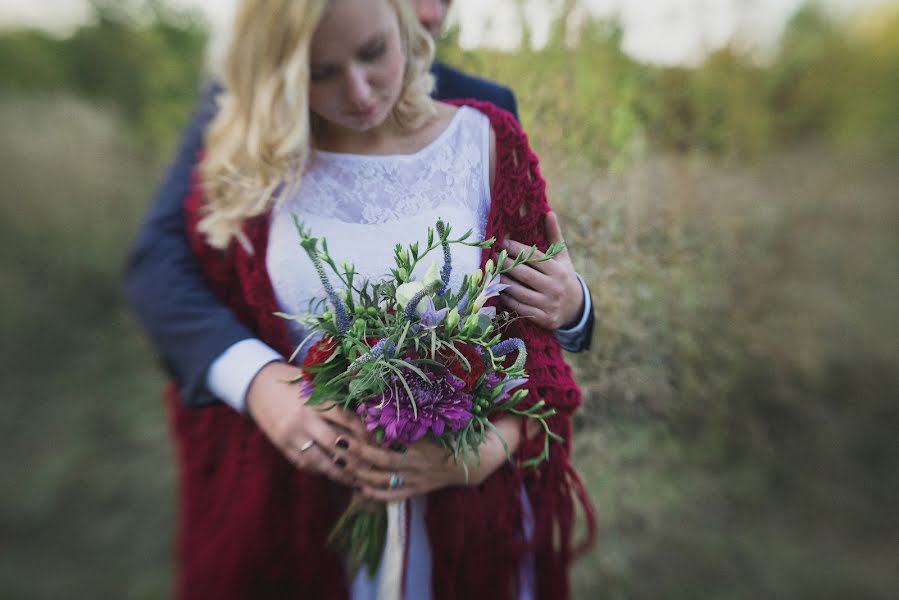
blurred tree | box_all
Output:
[1,0,894,161]
[0,30,71,91]
[0,0,207,157]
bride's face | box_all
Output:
[308,0,406,133]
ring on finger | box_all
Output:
[300,439,316,453]
[388,472,404,489]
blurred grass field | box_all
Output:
[2,94,895,599]
[2,2,898,598]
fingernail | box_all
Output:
[335,457,347,468]
[336,437,350,450]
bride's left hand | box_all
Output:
[352,414,525,502]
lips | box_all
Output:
[349,106,376,120]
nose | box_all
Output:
[345,65,373,108]
[416,0,447,36]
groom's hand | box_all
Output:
[493,211,584,331]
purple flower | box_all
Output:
[493,376,529,404]
[472,273,509,314]
[456,290,470,317]
[436,219,452,297]
[419,297,449,327]
[294,216,351,334]
[492,338,520,357]
[348,338,395,371]
[356,367,473,446]
[485,371,503,387]
[491,337,527,371]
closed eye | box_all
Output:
[358,37,387,62]
[310,66,336,81]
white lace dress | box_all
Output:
[266,106,534,599]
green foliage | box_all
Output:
[437,2,899,166]
[0,0,207,156]
[2,1,895,162]
[0,30,72,90]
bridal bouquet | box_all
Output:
[280,216,564,575]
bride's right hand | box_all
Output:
[245,361,370,488]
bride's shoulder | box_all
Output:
[433,101,459,127]
[441,99,521,138]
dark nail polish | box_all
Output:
[336,437,350,450]
[335,457,347,469]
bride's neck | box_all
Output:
[313,113,404,155]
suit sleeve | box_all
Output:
[502,87,519,122]
[124,82,254,407]
[554,274,595,352]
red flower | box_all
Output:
[438,342,487,392]
[302,336,337,380]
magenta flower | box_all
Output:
[357,367,474,446]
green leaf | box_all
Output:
[395,320,411,353]
[383,362,417,418]
[389,358,429,383]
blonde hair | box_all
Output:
[200,0,436,250]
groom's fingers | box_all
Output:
[498,293,549,326]
[495,253,550,290]
[499,276,545,308]
[544,211,569,253]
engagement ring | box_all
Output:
[300,440,316,453]
[388,472,404,489]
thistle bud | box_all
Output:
[354,305,365,316]
[398,249,408,265]
[397,267,408,282]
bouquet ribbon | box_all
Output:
[378,499,408,600]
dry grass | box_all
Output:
[549,146,899,598]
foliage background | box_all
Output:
[1,1,897,597]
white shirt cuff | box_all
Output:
[207,339,284,413]
[556,272,591,334]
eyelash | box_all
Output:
[310,69,334,82]
[359,42,386,62]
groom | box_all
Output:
[125,0,595,410]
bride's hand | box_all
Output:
[246,361,374,488]
[351,414,526,503]
[494,210,584,330]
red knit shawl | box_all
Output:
[170,99,596,600]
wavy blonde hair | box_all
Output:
[200,0,436,250]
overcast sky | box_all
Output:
[0,0,894,64]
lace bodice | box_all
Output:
[267,106,492,341]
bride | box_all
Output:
[170,1,596,598]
